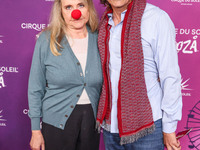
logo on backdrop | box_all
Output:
[0,35,3,44]
[0,66,19,89]
[0,72,6,88]
[186,101,200,149]
[171,0,200,5]
[23,109,42,129]
[36,33,40,39]
[0,110,7,127]
[176,28,199,54]
[21,23,49,31]
[181,78,192,96]
[23,109,29,115]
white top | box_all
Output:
[67,34,91,104]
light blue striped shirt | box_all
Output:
[108,3,182,133]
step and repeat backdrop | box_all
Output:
[0,0,200,150]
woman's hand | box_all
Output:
[30,130,45,150]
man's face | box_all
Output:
[107,0,131,10]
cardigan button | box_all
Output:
[77,62,80,66]
[77,94,80,97]
[65,115,68,117]
[70,105,74,108]
[84,83,86,86]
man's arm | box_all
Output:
[154,10,182,150]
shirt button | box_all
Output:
[65,115,68,117]
[60,124,63,128]
[84,83,86,86]
[77,62,80,66]
[80,73,83,76]
[70,105,74,108]
[77,94,80,97]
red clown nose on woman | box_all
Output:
[71,9,82,20]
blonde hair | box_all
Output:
[47,0,98,56]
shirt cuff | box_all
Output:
[162,120,178,133]
[31,118,41,130]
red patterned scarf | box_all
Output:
[97,0,155,145]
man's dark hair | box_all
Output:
[100,0,110,6]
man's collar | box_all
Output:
[107,10,127,25]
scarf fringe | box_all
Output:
[96,120,111,133]
[120,124,155,145]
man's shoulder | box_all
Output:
[145,3,162,13]
[143,3,169,21]
[146,3,159,9]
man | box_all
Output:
[96,0,182,150]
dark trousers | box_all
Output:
[42,104,100,150]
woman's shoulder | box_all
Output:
[89,31,98,42]
[34,30,51,57]
[87,26,98,36]
[36,30,51,44]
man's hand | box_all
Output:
[30,130,45,150]
[163,132,181,150]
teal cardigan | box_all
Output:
[28,28,103,130]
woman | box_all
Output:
[28,0,102,150]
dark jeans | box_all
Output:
[42,104,100,150]
[103,119,164,150]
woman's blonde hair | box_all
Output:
[47,0,98,56]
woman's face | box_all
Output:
[61,0,89,31]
